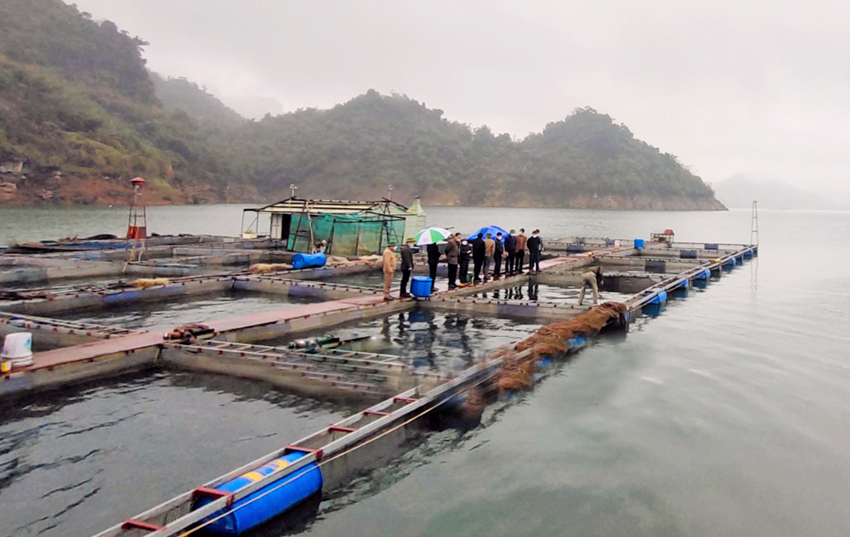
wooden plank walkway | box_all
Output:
[28,331,164,370]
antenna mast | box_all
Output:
[750,200,759,246]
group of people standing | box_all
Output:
[383,228,547,300]
[466,228,543,284]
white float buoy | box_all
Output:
[2,332,33,367]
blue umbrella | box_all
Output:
[468,225,509,242]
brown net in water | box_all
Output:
[490,302,628,396]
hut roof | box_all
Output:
[245,197,408,216]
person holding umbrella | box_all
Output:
[414,227,451,292]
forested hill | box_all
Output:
[0,0,724,210]
[0,0,256,205]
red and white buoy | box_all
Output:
[127,176,147,239]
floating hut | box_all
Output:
[241,197,423,256]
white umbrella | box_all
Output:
[414,227,451,246]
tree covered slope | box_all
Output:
[0,0,723,210]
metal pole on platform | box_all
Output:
[750,200,759,246]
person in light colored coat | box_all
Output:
[483,233,496,282]
[382,245,397,300]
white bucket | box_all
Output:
[2,332,33,367]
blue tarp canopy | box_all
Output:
[468,225,509,242]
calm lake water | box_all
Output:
[2,205,850,537]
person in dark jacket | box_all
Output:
[527,229,542,273]
[504,230,518,275]
[493,232,505,279]
[444,233,461,289]
[458,238,472,286]
[426,243,441,292]
[399,238,415,298]
[471,233,486,283]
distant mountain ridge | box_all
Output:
[713,175,843,210]
[0,0,724,210]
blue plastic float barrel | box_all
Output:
[634,239,645,249]
[649,290,667,304]
[693,269,711,280]
[292,252,326,270]
[193,451,323,535]
[410,276,432,297]
[567,336,586,350]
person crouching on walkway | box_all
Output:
[399,238,415,298]
[578,265,604,306]
[382,244,398,300]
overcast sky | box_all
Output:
[71,0,850,197]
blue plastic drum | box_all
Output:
[410,276,433,297]
[193,451,323,535]
[292,252,326,270]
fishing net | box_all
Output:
[492,302,628,395]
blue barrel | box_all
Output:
[634,239,645,249]
[567,336,586,351]
[410,276,432,297]
[194,452,323,535]
[693,269,710,280]
[292,252,326,270]
[649,290,667,304]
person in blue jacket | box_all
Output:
[504,230,518,275]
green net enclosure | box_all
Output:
[288,213,405,256]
